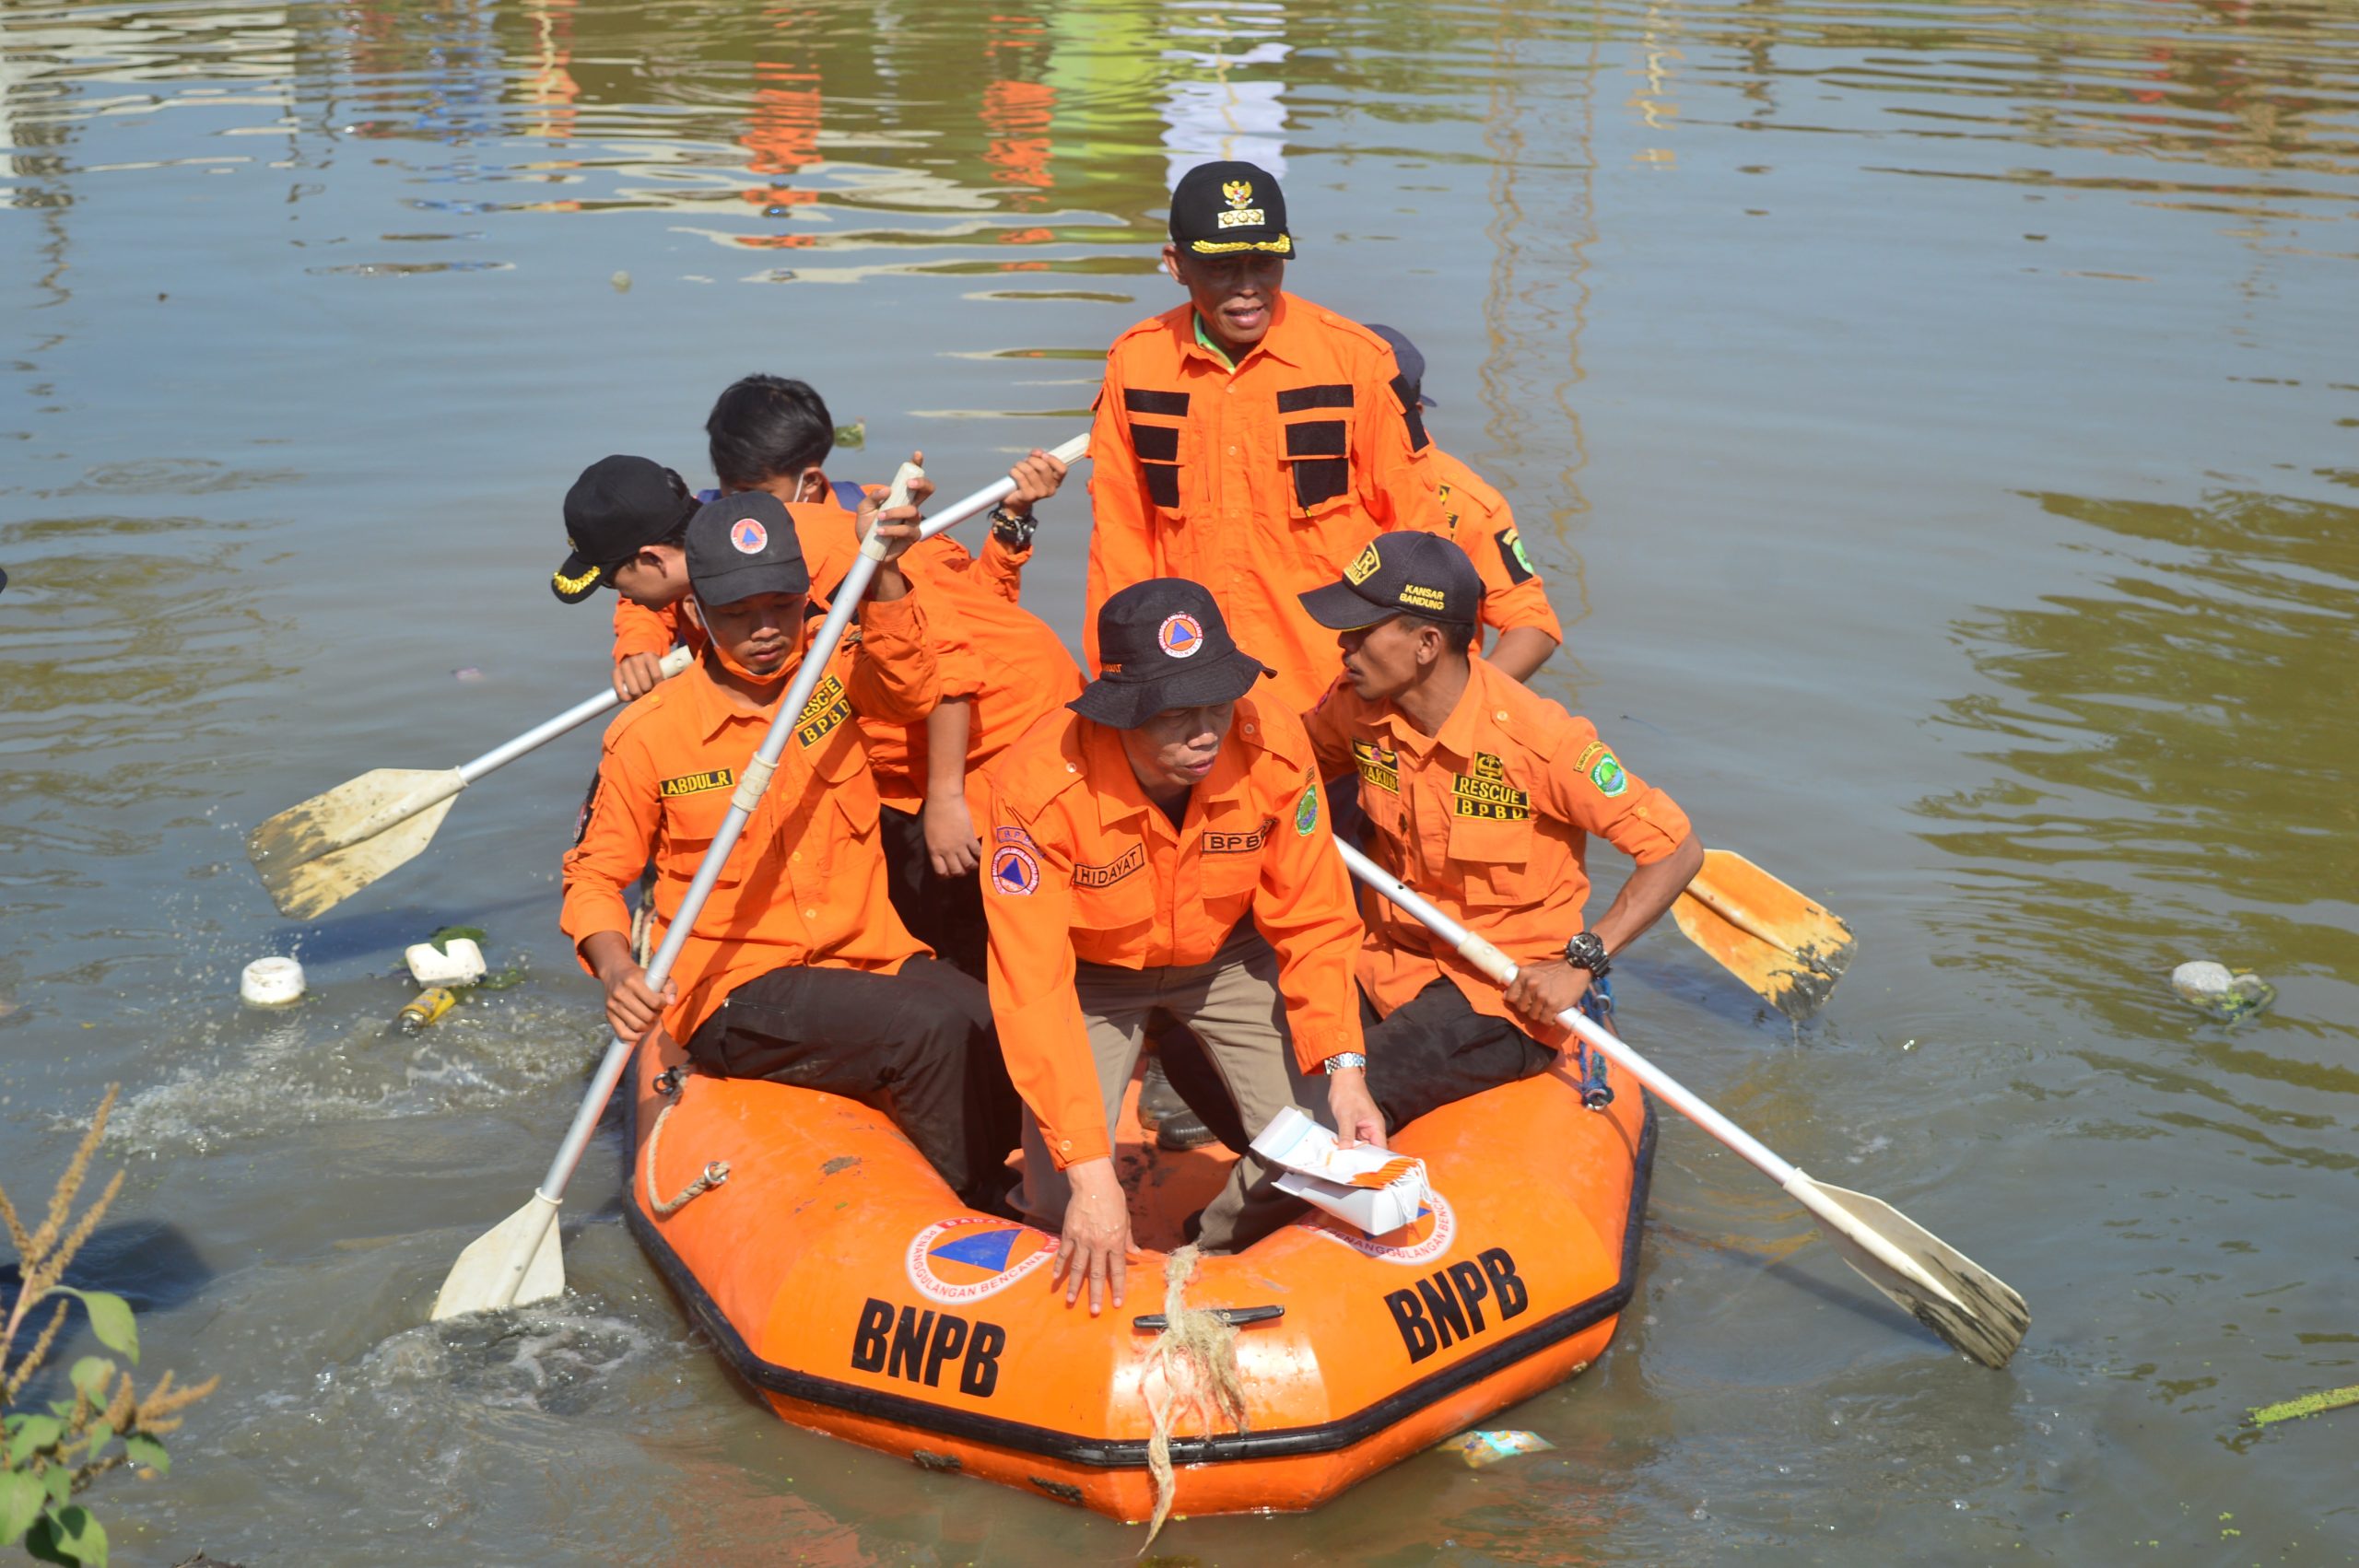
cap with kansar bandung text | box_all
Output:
[684,491,809,608]
[1168,160,1294,258]
[1072,578,1273,731]
[551,455,698,604]
[1299,531,1483,630]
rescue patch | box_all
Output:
[1157,612,1203,658]
[905,1216,1059,1305]
[1451,767,1532,820]
[730,516,769,555]
[1294,782,1320,836]
[1354,736,1401,794]
[1072,844,1144,889]
[1496,526,1537,585]
[1590,751,1628,797]
[1302,1190,1458,1266]
[660,767,736,798]
[1203,816,1274,855]
[794,673,850,748]
[1470,751,1508,782]
[989,843,1039,895]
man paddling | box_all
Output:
[561,490,1017,1212]
[705,374,1083,980]
[1299,532,1704,1132]
[1366,323,1564,683]
[980,580,1379,1313]
[1083,159,1449,718]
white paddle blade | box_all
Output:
[432,1194,564,1321]
[247,767,464,919]
[1790,1174,2029,1368]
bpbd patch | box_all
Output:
[1451,753,1530,820]
[794,673,850,748]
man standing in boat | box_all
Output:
[980,580,1381,1315]
[1298,532,1705,1133]
[561,490,1019,1213]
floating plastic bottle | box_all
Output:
[397,987,459,1033]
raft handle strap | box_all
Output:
[644,1095,730,1218]
[1133,1305,1284,1331]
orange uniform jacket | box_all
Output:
[1305,657,1693,1043]
[980,696,1365,1168]
[1431,447,1564,654]
[1086,294,1448,715]
[561,591,940,1044]
[609,499,1074,812]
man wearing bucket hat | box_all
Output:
[1364,323,1564,683]
[1299,532,1705,1133]
[562,491,1022,1213]
[1083,159,1448,718]
[980,579,1378,1314]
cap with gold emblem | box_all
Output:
[1298,530,1483,629]
[1168,159,1295,258]
[551,455,698,605]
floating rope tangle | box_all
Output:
[1138,1245,1249,1551]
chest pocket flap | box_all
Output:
[1446,808,1536,907]
[1277,383,1355,518]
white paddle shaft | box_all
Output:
[1334,837,1798,1186]
[454,645,695,784]
[485,437,1087,1311]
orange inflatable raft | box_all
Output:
[624,1032,1653,1521]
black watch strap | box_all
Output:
[1564,930,1611,977]
[989,503,1038,549]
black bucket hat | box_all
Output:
[1072,579,1271,730]
[1299,531,1483,630]
[684,492,810,608]
[552,455,698,604]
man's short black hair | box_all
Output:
[1402,613,1476,656]
[706,374,834,492]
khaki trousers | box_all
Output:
[1019,925,1330,1252]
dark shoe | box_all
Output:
[1141,1058,1222,1152]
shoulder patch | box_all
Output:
[1294,780,1320,836]
[1588,749,1628,798]
[987,842,1039,896]
[1496,525,1537,584]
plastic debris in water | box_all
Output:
[1437,1429,1555,1468]
[398,987,459,1033]
[240,955,305,1007]
[453,666,486,683]
[2170,960,2276,1023]
[610,270,632,292]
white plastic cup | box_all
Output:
[241,955,306,1007]
[405,938,487,987]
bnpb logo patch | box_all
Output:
[1302,1190,1458,1266]
[1157,613,1203,659]
[989,843,1039,896]
[730,517,769,555]
[905,1216,1059,1305]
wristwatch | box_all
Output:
[1563,930,1611,978]
[988,502,1038,550]
[1322,1051,1367,1075]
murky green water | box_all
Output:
[3,0,2355,1561]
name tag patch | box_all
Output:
[1353,737,1400,794]
[1203,816,1275,855]
[660,768,736,798]
[1073,844,1144,890]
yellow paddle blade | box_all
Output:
[1790,1174,2030,1369]
[1673,848,1855,1019]
[432,1195,564,1321]
[246,767,465,919]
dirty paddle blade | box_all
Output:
[432,1194,563,1320]
[1785,1174,2029,1370]
[1673,848,1855,1019]
[247,767,464,919]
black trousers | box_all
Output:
[1362,978,1555,1134]
[879,803,989,982]
[685,957,1019,1211]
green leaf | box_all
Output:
[56,1291,136,1364]
[26,1504,106,1567]
[121,1435,167,1477]
[65,1358,112,1402]
[426,925,487,955]
[41,1463,69,1506]
[6,1415,62,1465]
[81,1424,111,1458]
[0,1471,44,1545]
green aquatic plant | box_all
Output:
[2248,1383,2359,1428]
[1,1087,217,1567]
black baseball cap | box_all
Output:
[684,492,809,608]
[1300,531,1483,629]
[1168,160,1294,258]
[1072,579,1272,730]
[1367,323,1436,408]
[552,455,698,604]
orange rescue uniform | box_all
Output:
[561,591,940,1043]
[1305,657,1692,1042]
[980,696,1364,1166]
[1432,447,1564,655]
[1086,294,1447,714]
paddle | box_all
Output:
[1333,837,2029,1368]
[432,436,1090,1321]
[1674,849,1856,1020]
[247,645,697,920]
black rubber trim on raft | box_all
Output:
[622,1086,1656,1469]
